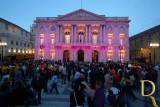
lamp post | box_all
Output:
[0,42,7,62]
[150,43,159,66]
[118,46,123,63]
[40,45,44,61]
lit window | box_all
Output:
[40,37,44,44]
[119,34,125,45]
[64,30,71,43]
[39,49,44,59]
[108,34,113,45]
[78,31,85,43]
[51,53,55,59]
[8,49,11,53]
[92,30,98,43]
[50,34,55,44]
[119,50,125,62]
[107,50,113,60]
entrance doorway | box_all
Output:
[63,50,70,62]
[78,50,84,62]
[92,50,98,62]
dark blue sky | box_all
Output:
[0,0,160,36]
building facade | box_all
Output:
[35,9,130,62]
[129,25,160,65]
[0,18,35,59]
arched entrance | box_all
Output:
[78,50,84,62]
[63,50,70,62]
[92,50,98,62]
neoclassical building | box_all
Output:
[34,9,130,62]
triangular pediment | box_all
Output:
[58,9,105,20]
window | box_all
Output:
[135,39,137,50]
[64,30,71,43]
[140,38,143,48]
[78,31,85,43]
[11,48,13,53]
[119,34,125,45]
[20,42,22,46]
[141,53,143,57]
[12,27,15,32]
[21,30,23,35]
[92,30,98,43]
[40,37,44,44]
[20,49,22,53]
[51,53,55,59]
[16,41,18,45]
[107,50,113,60]
[26,32,27,37]
[11,40,13,45]
[108,34,113,45]
[28,44,30,47]
[5,24,8,30]
[16,48,18,53]
[24,43,26,47]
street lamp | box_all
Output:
[40,45,44,61]
[150,43,159,66]
[0,42,7,62]
[118,45,123,63]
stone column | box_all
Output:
[89,25,91,43]
[56,25,59,43]
[71,25,74,43]
[103,25,106,43]
[85,25,88,43]
[100,25,103,43]
[74,25,77,43]
[60,25,62,43]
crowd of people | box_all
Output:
[0,59,159,107]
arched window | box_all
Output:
[92,30,98,43]
[64,30,71,43]
[78,30,85,43]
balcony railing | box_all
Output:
[36,17,56,21]
[107,17,128,21]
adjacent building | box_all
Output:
[0,18,35,60]
[34,9,130,62]
[129,25,160,65]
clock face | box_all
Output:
[51,28,55,31]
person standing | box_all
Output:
[50,72,59,94]
[61,65,66,85]
[31,73,44,104]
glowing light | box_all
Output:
[8,49,11,52]
[91,24,100,27]
[77,24,86,27]
[108,33,113,36]
[63,24,71,27]
[18,50,20,53]
[65,35,70,43]
[13,49,16,53]
[22,50,24,53]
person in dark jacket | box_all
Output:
[31,73,44,104]
[70,83,85,107]
[0,80,10,107]
[10,80,29,106]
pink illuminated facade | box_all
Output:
[34,9,130,62]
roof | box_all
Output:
[35,9,130,22]
[130,24,160,40]
[0,18,30,33]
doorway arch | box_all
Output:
[92,50,98,62]
[63,50,70,62]
[78,50,84,62]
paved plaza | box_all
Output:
[29,78,159,107]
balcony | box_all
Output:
[107,17,129,21]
